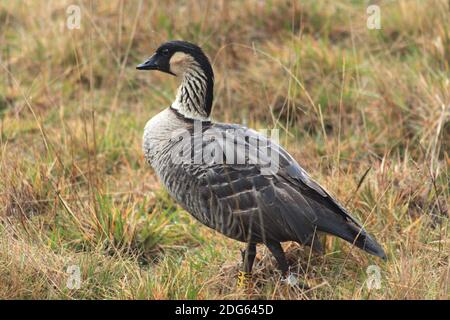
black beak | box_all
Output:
[136,54,159,70]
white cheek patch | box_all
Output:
[169,52,194,75]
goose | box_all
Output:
[137,40,385,285]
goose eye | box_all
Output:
[161,49,169,56]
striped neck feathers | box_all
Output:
[170,52,214,121]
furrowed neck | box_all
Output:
[171,62,213,121]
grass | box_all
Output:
[0,0,448,299]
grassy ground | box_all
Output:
[0,0,448,299]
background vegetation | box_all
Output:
[0,0,448,299]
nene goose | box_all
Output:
[137,41,385,284]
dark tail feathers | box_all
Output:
[318,215,386,259]
[343,221,386,259]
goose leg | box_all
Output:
[266,241,289,275]
[266,242,307,288]
[237,242,256,288]
[242,242,257,273]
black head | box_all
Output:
[137,41,215,117]
[136,40,213,79]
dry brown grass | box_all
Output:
[0,0,448,299]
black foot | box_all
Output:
[266,241,289,275]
